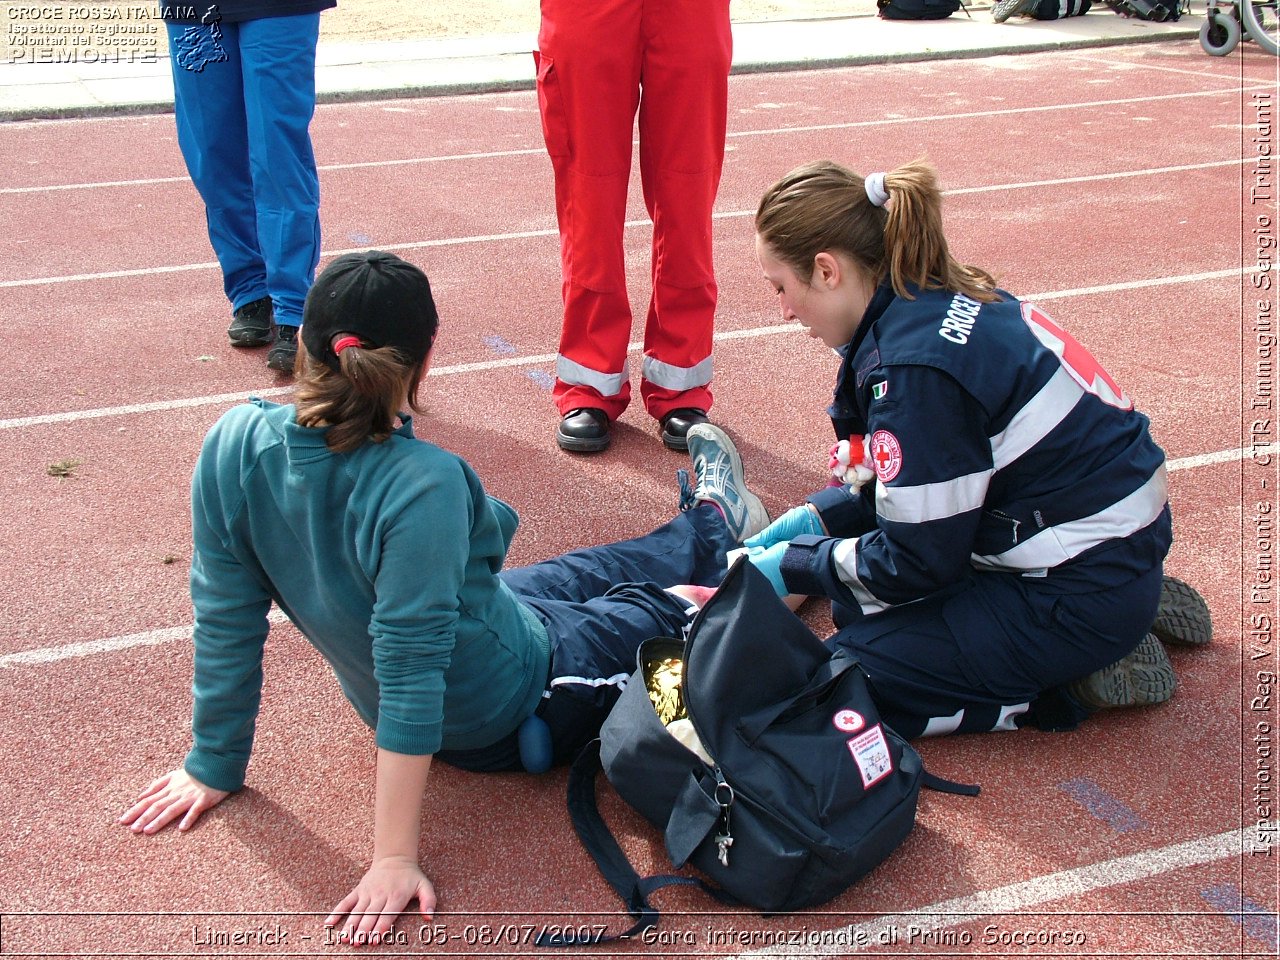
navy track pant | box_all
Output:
[829,563,1164,738]
[437,504,734,771]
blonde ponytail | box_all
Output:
[756,158,998,303]
[881,160,997,303]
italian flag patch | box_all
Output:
[871,380,888,401]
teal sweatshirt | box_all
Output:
[184,400,551,792]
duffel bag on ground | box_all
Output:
[541,559,976,945]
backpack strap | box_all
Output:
[541,746,976,947]
[922,769,981,796]
[537,740,730,947]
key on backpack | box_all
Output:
[715,832,734,867]
[713,768,735,866]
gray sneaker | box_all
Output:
[992,0,1039,21]
[1151,575,1213,647]
[682,424,769,543]
[1067,633,1177,712]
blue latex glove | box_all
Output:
[740,542,790,597]
[743,504,823,549]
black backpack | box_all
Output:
[877,0,964,19]
[1028,0,1092,17]
[1104,0,1182,19]
[541,559,976,945]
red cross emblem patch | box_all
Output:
[832,709,865,733]
[870,430,902,482]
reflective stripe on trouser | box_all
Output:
[536,0,730,420]
[551,352,713,404]
[167,14,322,327]
[827,563,1162,739]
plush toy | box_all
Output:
[829,435,875,491]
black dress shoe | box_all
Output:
[659,408,709,452]
[556,408,611,453]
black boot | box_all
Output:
[556,408,611,453]
[659,408,709,452]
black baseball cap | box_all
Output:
[302,251,439,373]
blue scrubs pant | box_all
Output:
[437,505,734,771]
[166,14,322,328]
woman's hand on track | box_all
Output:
[325,855,437,946]
[118,768,230,834]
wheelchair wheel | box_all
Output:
[1201,11,1242,54]
[1241,0,1279,55]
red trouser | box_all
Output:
[535,0,732,422]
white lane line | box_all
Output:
[1,84,1262,197]
[0,625,193,667]
[1028,267,1252,302]
[0,349,572,430]
[0,174,189,194]
[0,610,290,669]
[1168,447,1271,471]
[0,441,1263,668]
[721,86,1274,141]
[942,158,1246,196]
[0,257,222,288]
[0,266,1257,432]
[1064,52,1263,86]
[0,385,294,430]
[0,160,1248,290]
[0,227,560,289]
[0,350,557,430]
[730,824,1274,958]
[0,148,551,195]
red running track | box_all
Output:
[0,38,1276,959]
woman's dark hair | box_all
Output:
[755,158,998,303]
[293,337,427,454]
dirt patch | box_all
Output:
[1,1,879,63]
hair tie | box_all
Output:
[333,335,363,355]
[864,172,889,208]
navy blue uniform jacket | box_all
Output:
[781,282,1171,617]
